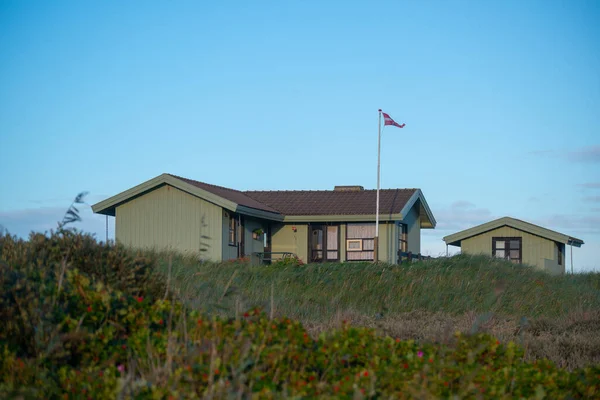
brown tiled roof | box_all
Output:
[244,189,417,216]
[170,174,417,216]
[168,174,280,214]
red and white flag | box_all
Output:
[381,111,405,128]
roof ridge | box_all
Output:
[168,175,419,193]
[168,174,245,194]
[245,188,419,193]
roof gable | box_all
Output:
[443,217,584,247]
[91,174,283,220]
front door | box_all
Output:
[309,225,339,263]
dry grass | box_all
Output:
[297,309,600,370]
[153,253,600,370]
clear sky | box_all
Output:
[1,0,598,271]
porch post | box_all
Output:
[570,243,573,274]
[238,214,242,258]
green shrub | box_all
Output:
[1,231,599,398]
[271,255,304,267]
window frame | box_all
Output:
[345,223,376,261]
[346,239,363,251]
[399,223,408,253]
[228,215,238,247]
[492,237,522,263]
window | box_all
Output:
[346,223,375,261]
[310,225,340,262]
[327,226,339,261]
[492,237,521,263]
[399,223,408,253]
[346,239,363,251]
[557,242,563,265]
[228,215,237,246]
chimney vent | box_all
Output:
[334,185,364,192]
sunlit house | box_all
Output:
[92,173,436,264]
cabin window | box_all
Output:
[399,223,408,252]
[557,243,563,265]
[492,237,521,263]
[346,223,375,261]
[228,215,237,246]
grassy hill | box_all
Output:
[1,230,599,397]
[158,250,600,370]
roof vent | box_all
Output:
[334,185,364,192]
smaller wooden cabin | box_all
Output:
[443,217,584,274]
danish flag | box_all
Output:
[381,111,405,128]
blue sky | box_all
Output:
[1,0,598,271]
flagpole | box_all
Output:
[375,109,382,262]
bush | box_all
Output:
[271,255,304,267]
[1,232,599,398]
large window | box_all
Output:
[228,215,238,246]
[492,237,521,263]
[346,223,375,261]
[327,226,339,261]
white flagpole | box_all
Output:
[375,109,382,262]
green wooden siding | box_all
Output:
[220,213,267,261]
[115,185,222,260]
[244,216,267,263]
[221,211,238,261]
[270,223,308,262]
[461,226,564,274]
[378,222,392,263]
[403,203,421,254]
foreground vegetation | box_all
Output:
[158,245,600,371]
[1,230,599,398]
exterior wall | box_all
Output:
[221,213,268,262]
[378,222,393,263]
[244,216,267,264]
[461,226,564,274]
[270,223,309,262]
[270,221,399,264]
[339,224,347,262]
[221,211,238,261]
[403,203,421,254]
[544,242,565,275]
[390,222,399,263]
[115,185,222,260]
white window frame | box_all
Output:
[346,239,363,251]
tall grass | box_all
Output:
[151,253,600,369]
[156,254,600,320]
